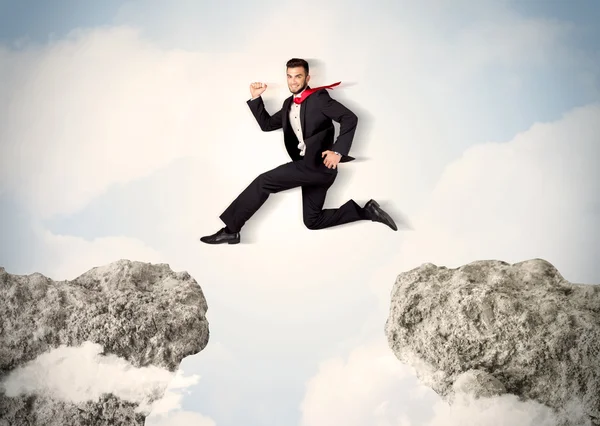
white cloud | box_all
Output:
[299,339,565,426]
[299,337,439,426]
[0,26,242,219]
[37,225,166,281]
[145,410,216,426]
[363,103,600,320]
[376,103,600,286]
[145,367,202,416]
[424,393,575,426]
[0,341,199,415]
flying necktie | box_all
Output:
[293,81,341,104]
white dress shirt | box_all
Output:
[289,90,306,156]
[250,88,341,159]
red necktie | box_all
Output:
[293,81,341,104]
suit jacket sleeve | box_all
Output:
[246,96,283,132]
[314,89,358,156]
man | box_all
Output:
[200,58,397,244]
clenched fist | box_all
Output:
[250,82,268,98]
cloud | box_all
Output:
[0,202,166,280]
[145,409,216,426]
[424,393,579,426]
[376,103,600,286]
[144,368,202,416]
[39,226,166,281]
[299,338,565,426]
[299,337,440,426]
[0,26,231,219]
[0,341,199,415]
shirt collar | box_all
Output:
[294,87,307,98]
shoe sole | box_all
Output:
[200,239,240,244]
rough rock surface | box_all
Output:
[385,258,600,426]
[0,259,209,426]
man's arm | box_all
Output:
[246,96,283,132]
[314,89,358,156]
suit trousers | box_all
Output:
[219,160,366,233]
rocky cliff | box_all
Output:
[0,259,209,426]
[385,258,599,426]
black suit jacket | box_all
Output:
[246,87,357,169]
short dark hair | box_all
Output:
[286,58,309,75]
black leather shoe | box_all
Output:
[200,227,240,244]
[363,199,398,231]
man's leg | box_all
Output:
[201,160,398,244]
[300,164,398,231]
[201,162,306,244]
[205,161,338,241]
[301,184,366,230]
[219,161,307,233]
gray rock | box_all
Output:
[0,259,210,425]
[385,258,600,426]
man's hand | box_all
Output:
[322,150,341,169]
[250,82,267,98]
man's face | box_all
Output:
[287,66,310,95]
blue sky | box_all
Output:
[1,1,599,426]
[0,0,123,41]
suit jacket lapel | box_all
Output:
[300,98,306,135]
[282,96,292,131]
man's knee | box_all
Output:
[254,172,271,190]
[303,215,321,230]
